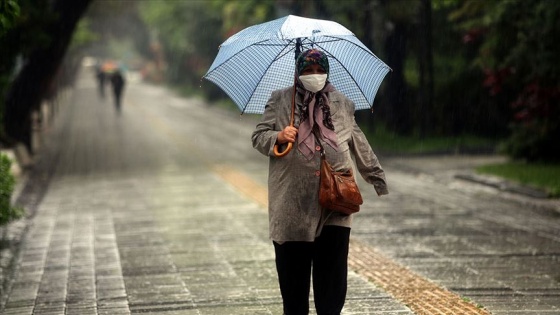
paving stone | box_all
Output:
[2,68,558,314]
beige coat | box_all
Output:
[252,87,388,242]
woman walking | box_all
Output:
[252,48,389,315]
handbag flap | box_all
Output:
[332,169,363,205]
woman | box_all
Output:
[251,49,388,315]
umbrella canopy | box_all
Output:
[101,61,118,73]
[203,15,391,114]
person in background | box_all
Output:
[95,64,106,99]
[110,70,126,112]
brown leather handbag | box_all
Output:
[317,139,363,215]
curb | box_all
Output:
[454,172,560,215]
[455,172,549,199]
[0,147,31,311]
[1,145,32,208]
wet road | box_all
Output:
[2,69,559,314]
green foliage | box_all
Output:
[82,1,151,61]
[366,123,497,155]
[138,0,275,98]
[0,1,54,60]
[476,161,560,198]
[451,0,560,162]
[0,0,20,36]
[0,0,57,137]
[138,0,223,84]
[0,154,23,225]
[69,18,98,51]
[499,83,560,162]
[216,0,275,35]
[72,0,558,164]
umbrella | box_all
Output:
[203,14,391,114]
[203,14,391,156]
[101,61,118,73]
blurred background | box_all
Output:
[1,0,559,199]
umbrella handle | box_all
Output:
[273,74,298,158]
[273,142,293,157]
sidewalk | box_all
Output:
[1,159,411,314]
[1,73,559,314]
[0,78,412,314]
[382,154,560,215]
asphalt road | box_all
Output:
[1,68,559,314]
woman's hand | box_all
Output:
[277,126,298,144]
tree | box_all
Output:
[417,0,434,137]
[375,0,420,135]
[323,0,429,136]
[3,0,92,150]
[452,0,560,161]
[1,0,23,142]
[138,0,275,100]
[83,1,152,69]
[0,0,20,36]
[138,1,222,86]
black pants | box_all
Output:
[273,226,350,315]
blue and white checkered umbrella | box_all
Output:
[203,15,391,114]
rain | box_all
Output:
[1,1,559,314]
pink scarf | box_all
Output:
[297,82,339,160]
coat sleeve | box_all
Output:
[348,113,389,196]
[252,91,281,157]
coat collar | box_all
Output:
[294,89,341,116]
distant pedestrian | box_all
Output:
[110,70,126,112]
[252,49,389,314]
[95,65,106,99]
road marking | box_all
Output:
[213,165,268,207]
[348,241,490,315]
[213,164,491,315]
[134,97,490,314]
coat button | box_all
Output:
[315,145,321,151]
[315,170,320,176]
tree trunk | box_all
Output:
[418,0,434,137]
[383,21,410,134]
[357,0,377,130]
[3,0,92,152]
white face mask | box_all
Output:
[299,74,328,93]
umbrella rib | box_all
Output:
[254,42,295,47]
[323,35,392,72]
[204,38,277,79]
[242,39,297,114]
[314,36,391,106]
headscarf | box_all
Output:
[296,49,338,160]
[296,48,330,77]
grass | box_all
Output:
[365,124,498,155]
[476,162,560,197]
[363,124,560,198]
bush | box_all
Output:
[501,84,560,162]
[500,122,560,163]
[0,153,23,225]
